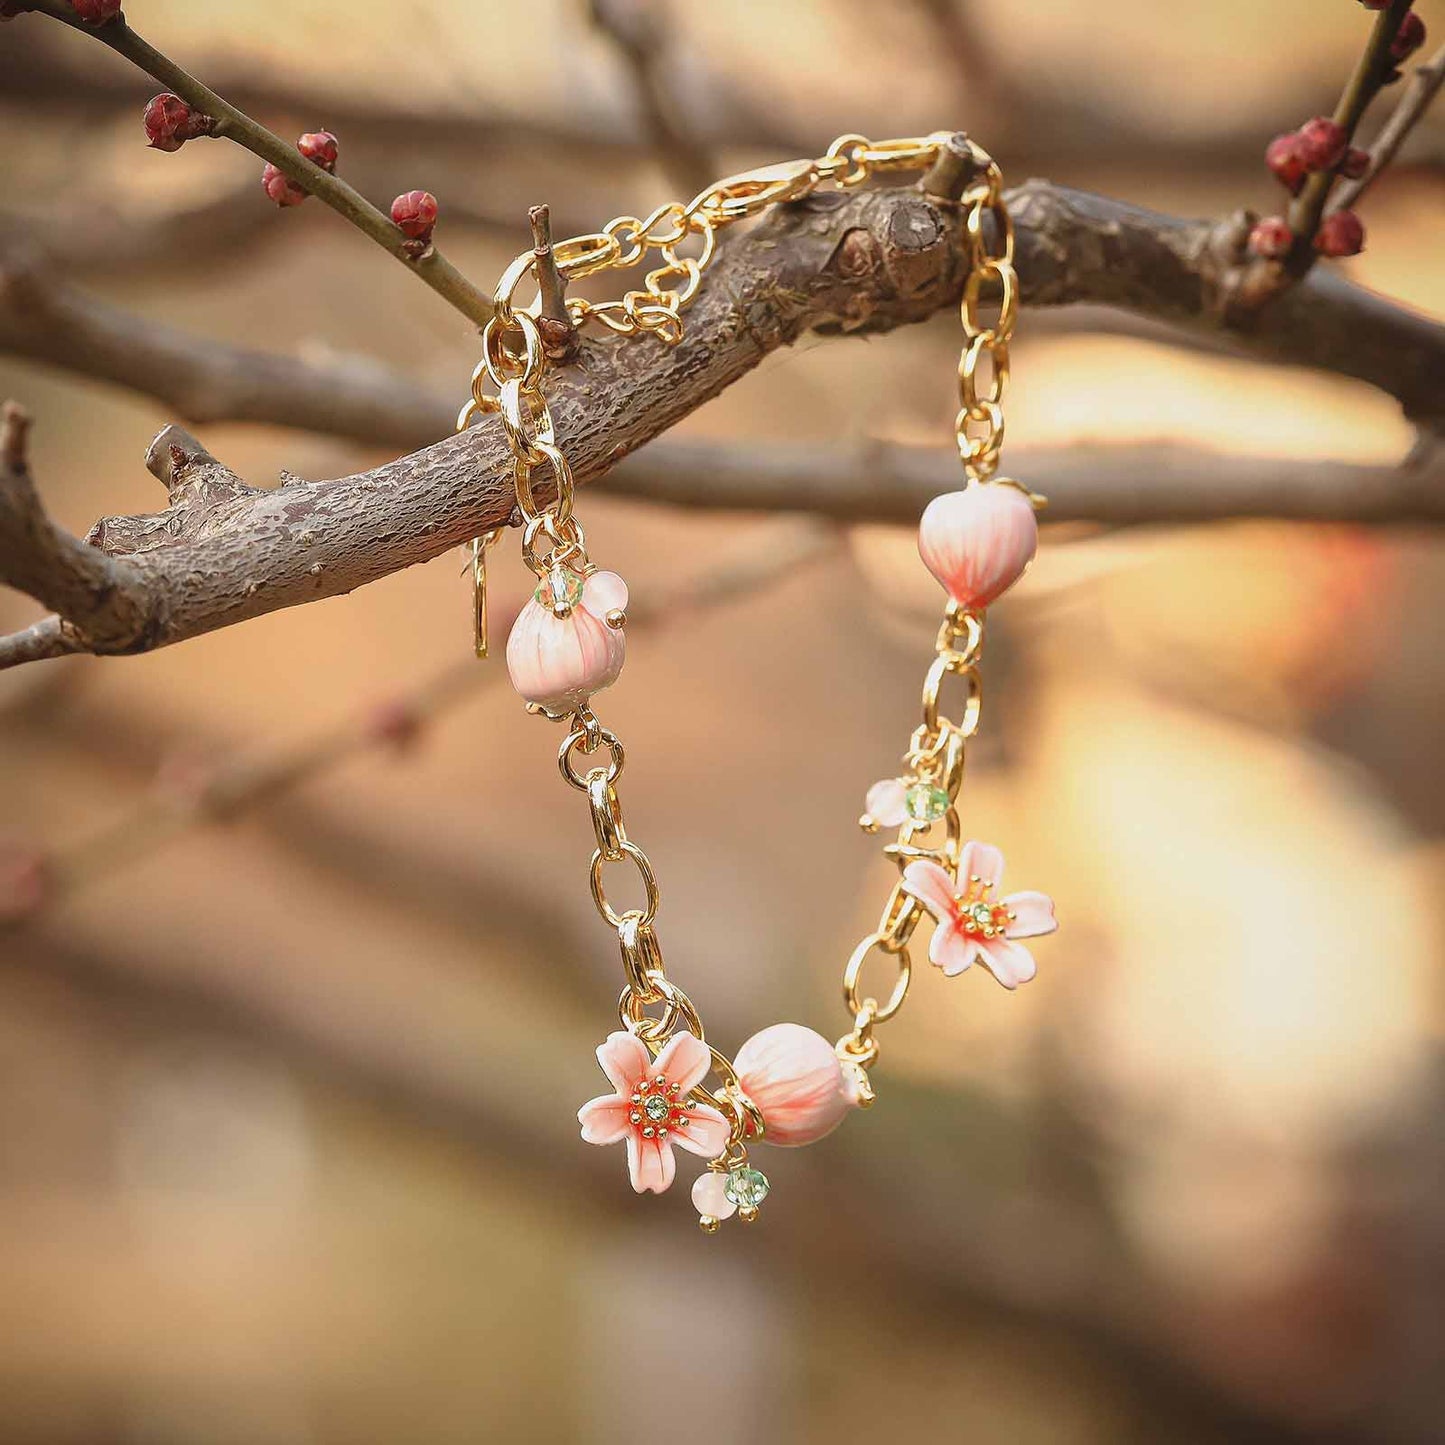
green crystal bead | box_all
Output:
[724,1166,770,1210]
[905,782,949,823]
[535,566,585,609]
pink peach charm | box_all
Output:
[733,1022,859,1147]
[505,568,628,713]
[917,481,1038,609]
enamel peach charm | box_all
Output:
[733,1023,860,1146]
[917,481,1038,609]
[505,567,628,713]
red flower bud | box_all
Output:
[1391,11,1425,61]
[69,0,122,20]
[261,162,307,207]
[1248,217,1295,260]
[1340,146,1371,180]
[143,93,208,152]
[1315,210,1365,258]
[297,130,339,172]
[1295,117,1348,172]
[1265,132,1307,194]
[391,190,438,241]
[0,841,47,923]
[365,698,423,749]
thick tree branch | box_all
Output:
[0,400,151,655]
[2,179,1442,670]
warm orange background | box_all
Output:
[1,2,1443,1441]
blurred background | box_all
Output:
[1,1,1443,1441]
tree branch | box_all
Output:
[17,0,496,327]
[618,436,1445,527]
[589,0,716,196]
[1332,42,1445,213]
[0,399,152,655]
[2,179,1442,670]
[1285,0,1415,267]
[1,518,835,922]
[0,243,452,450]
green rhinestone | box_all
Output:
[535,566,585,609]
[905,782,949,823]
[643,1094,671,1123]
[723,1166,770,1210]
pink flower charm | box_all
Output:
[734,1023,860,1146]
[901,842,1056,989]
[918,482,1038,610]
[506,569,627,713]
[578,1030,730,1194]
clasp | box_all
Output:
[687,158,822,224]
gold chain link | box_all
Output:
[458,131,1021,1141]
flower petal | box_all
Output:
[928,921,981,977]
[626,1131,676,1194]
[651,1031,712,1094]
[901,859,958,920]
[578,1094,633,1146]
[865,778,909,829]
[669,1103,730,1158]
[958,841,1005,894]
[596,1030,650,1096]
[1002,889,1057,939]
[976,936,1037,989]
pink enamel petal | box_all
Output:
[928,921,982,977]
[957,840,1005,894]
[901,859,959,921]
[1002,889,1057,939]
[596,1030,650,1096]
[578,1094,633,1146]
[976,936,1038,989]
[669,1103,730,1158]
[865,778,909,829]
[626,1131,676,1194]
[651,1031,712,1094]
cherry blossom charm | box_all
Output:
[506,567,628,713]
[917,481,1038,609]
[577,1030,729,1194]
[901,842,1056,989]
[733,1023,861,1146]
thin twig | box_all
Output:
[588,0,715,195]
[529,204,579,361]
[1331,42,1445,213]
[1284,0,1414,270]
[19,0,496,327]
[2,519,836,922]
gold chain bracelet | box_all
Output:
[456,131,1055,1231]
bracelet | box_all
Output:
[456,131,1056,1232]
